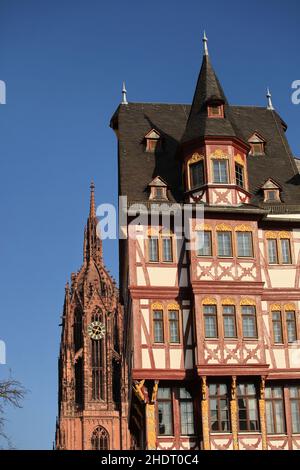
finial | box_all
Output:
[89,180,96,218]
[65,281,70,292]
[122,81,128,105]
[266,87,274,110]
[203,31,209,56]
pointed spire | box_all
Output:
[203,31,208,56]
[266,88,274,110]
[122,81,128,105]
[89,180,96,218]
[84,182,102,265]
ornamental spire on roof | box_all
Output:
[84,182,102,264]
[266,88,274,110]
[122,81,128,105]
[203,31,208,56]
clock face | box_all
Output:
[87,321,106,340]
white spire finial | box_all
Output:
[122,81,128,105]
[203,31,208,56]
[266,87,274,110]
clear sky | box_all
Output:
[0,0,299,449]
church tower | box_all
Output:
[55,183,129,450]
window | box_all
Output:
[267,237,292,265]
[209,383,230,432]
[237,232,253,257]
[265,386,286,434]
[217,231,233,257]
[157,388,173,435]
[241,305,257,338]
[153,310,164,343]
[162,237,173,262]
[272,311,283,344]
[179,388,195,435]
[235,163,244,188]
[196,231,212,256]
[91,426,109,450]
[190,161,204,188]
[281,239,291,264]
[213,160,228,183]
[168,310,180,343]
[223,305,237,338]
[266,190,278,201]
[268,239,278,264]
[204,305,218,338]
[250,142,264,155]
[148,237,159,262]
[237,383,259,432]
[289,386,300,434]
[208,104,224,118]
[145,129,161,153]
[286,311,297,343]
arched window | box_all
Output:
[74,307,83,351]
[91,309,105,400]
[91,426,109,450]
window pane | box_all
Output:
[213,160,228,183]
[272,311,283,343]
[268,239,278,264]
[153,310,164,343]
[196,231,212,256]
[217,232,232,257]
[180,388,192,399]
[281,239,291,264]
[274,401,285,433]
[168,310,180,343]
[190,161,204,188]
[237,232,253,257]
[235,163,244,188]
[149,237,159,262]
[158,402,173,435]
[204,305,217,338]
[266,400,275,433]
[223,306,236,338]
[291,401,300,433]
[286,311,297,343]
[242,306,257,338]
[157,387,171,399]
[180,400,195,435]
[162,237,173,262]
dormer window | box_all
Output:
[248,133,265,156]
[190,161,204,188]
[261,178,281,202]
[148,176,168,201]
[145,129,161,153]
[208,103,224,118]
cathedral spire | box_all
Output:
[84,182,103,264]
[203,31,208,56]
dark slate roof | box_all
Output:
[182,55,238,143]
[111,102,300,211]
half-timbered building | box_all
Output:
[110,35,300,450]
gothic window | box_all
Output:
[153,310,164,343]
[74,308,83,351]
[286,310,297,343]
[91,426,109,450]
[217,231,233,257]
[236,232,253,257]
[235,163,244,188]
[203,305,218,338]
[168,310,180,343]
[272,311,283,344]
[179,388,195,435]
[75,357,83,406]
[91,310,105,401]
[190,160,205,188]
[222,305,237,338]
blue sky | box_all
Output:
[0,0,299,449]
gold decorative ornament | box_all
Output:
[265,231,278,239]
[216,223,232,232]
[230,376,239,450]
[234,224,252,232]
[240,298,256,306]
[146,404,156,450]
[202,297,217,305]
[234,153,244,166]
[201,376,207,400]
[284,303,296,311]
[270,304,281,311]
[167,303,180,310]
[221,298,235,305]
[201,399,210,450]
[210,149,228,159]
[151,381,159,403]
[194,223,212,231]
[133,380,145,403]
[188,153,205,164]
[151,302,164,310]
[279,231,291,239]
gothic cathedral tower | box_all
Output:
[55,183,129,450]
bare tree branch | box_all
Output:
[0,377,26,448]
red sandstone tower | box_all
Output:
[55,183,129,450]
